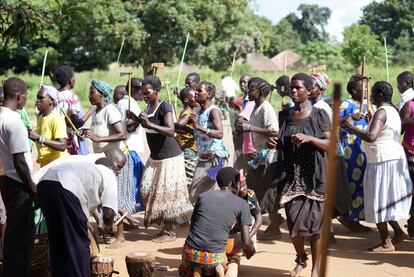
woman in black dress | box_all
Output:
[269,73,331,277]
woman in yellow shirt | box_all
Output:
[29,85,69,167]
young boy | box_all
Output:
[29,85,69,167]
[180,167,255,277]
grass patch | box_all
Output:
[1,63,407,123]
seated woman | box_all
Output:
[180,167,255,277]
[29,85,69,167]
[342,81,412,252]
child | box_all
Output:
[29,85,69,167]
[54,65,90,155]
[175,87,198,187]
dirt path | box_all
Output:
[32,118,414,276]
[98,120,414,277]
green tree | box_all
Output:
[342,24,382,69]
[138,0,257,73]
[263,18,301,58]
[360,0,414,65]
[361,0,414,45]
[285,4,331,43]
[298,41,346,70]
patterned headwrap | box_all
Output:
[91,79,113,103]
[40,85,59,106]
[310,72,330,92]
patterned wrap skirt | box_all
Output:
[179,244,227,277]
[117,150,144,214]
[141,154,193,227]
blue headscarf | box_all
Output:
[91,79,113,103]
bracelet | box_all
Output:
[206,128,210,135]
[38,135,45,145]
[247,124,251,132]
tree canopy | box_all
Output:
[341,24,382,69]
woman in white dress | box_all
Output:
[342,81,412,252]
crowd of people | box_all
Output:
[0,66,413,277]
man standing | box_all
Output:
[37,159,118,277]
[0,77,37,277]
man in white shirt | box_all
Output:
[0,77,37,277]
[37,159,118,277]
[221,75,238,102]
[398,71,414,110]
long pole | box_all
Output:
[230,50,237,78]
[40,49,48,87]
[283,51,287,75]
[319,83,341,277]
[116,38,125,64]
[384,36,389,82]
[360,56,366,113]
[128,74,132,111]
[175,33,190,112]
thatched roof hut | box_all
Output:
[271,50,301,71]
[245,52,278,71]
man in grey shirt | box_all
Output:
[180,167,255,276]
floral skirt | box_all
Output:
[179,244,227,277]
[141,154,193,228]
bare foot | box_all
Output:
[291,254,308,277]
[392,232,409,245]
[106,239,126,249]
[370,238,395,252]
[290,263,306,277]
[311,268,319,277]
[258,226,282,241]
[153,233,176,243]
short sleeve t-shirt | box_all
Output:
[91,104,122,153]
[185,190,252,253]
[250,100,278,150]
[35,111,69,167]
[144,101,182,160]
[39,162,117,219]
[116,96,145,154]
[0,107,33,182]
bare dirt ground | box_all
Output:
[33,119,414,276]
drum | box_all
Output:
[125,252,155,277]
[91,256,118,277]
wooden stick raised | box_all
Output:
[320,83,341,277]
[360,56,366,113]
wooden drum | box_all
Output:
[125,252,155,277]
[91,256,118,277]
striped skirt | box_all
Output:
[183,148,198,188]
